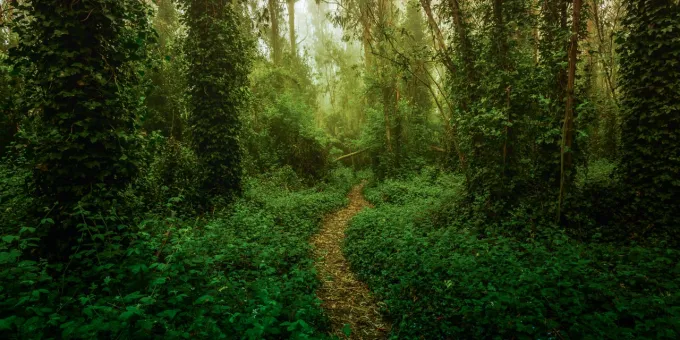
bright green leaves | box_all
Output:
[346,175,680,338]
[342,323,352,337]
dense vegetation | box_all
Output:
[1,0,678,338]
[347,172,679,338]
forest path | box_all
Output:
[311,182,391,339]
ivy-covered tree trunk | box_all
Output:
[537,0,570,190]
[617,0,680,240]
[10,0,153,213]
[181,0,252,203]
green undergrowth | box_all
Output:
[345,170,680,339]
[0,166,357,339]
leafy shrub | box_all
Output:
[129,133,204,215]
[0,144,33,230]
[576,159,617,187]
[345,174,680,339]
[0,170,356,339]
[246,64,329,182]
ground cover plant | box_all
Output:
[0,165,356,338]
[346,172,680,338]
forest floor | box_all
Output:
[311,182,391,339]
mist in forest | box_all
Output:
[1,0,679,338]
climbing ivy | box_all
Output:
[179,0,253,203]
[9,1,154,216]
[617,0,680,240]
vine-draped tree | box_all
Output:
[617,0,680,240]
[10,0,153,214]
[180,0,252,202]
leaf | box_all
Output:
[0,316,17,330]
[194,295,214,305]
[1,235,18,243]
[19,227,36,234]
[156,309,179,322]
[342,323,351,337]
[119,306,142,321]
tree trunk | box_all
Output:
[287,0,296,57]
[533,0,540,64]
[419,0,456,75]
[558,0,582,220]
[359,3,372,67]
[268,0,281,64]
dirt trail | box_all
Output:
[311,182,391,339]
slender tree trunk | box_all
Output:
[493,0,514,183]
[269,0,281,64]
[558,0,582,220]
[420,0,456,75]
[591,0,618,104]
[379,0,395,154]
[287,0,296,57]
[359,3,372,67]
[533,0,540,64]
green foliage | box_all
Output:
[0,170,355,339]
[245,92,329,181]
[358,100,438,178]
[0,145,33,231]
[616,0,680,242]
[0,50,20,156]
[130,133,204,215]
[180,0,253,202]
[1,1,679,339]
[143,0,188,140]
[346,174,680,339]
[8,0,155,216]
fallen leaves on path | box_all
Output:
[311,182,391,339]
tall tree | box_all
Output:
[287,0,297,56]
[10,0,153,212]
[448,0,475,105]
[180,0,252,202]
[269,0,282,64]
[535,0,570,191]
[557,0,583,218]
[617,0,680,239]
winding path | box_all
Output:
[311,182,391,339]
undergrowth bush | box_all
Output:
[0,168,357,339]
[129,132,204,215]
[345,172,680,339]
